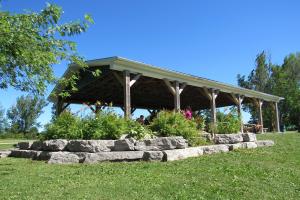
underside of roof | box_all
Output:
[49,57,283,109]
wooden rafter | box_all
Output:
[113,72,124,86]
[76,77,102,91]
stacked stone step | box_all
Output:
[4,134,275,164]
[10,137,187,164]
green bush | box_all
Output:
[149,110,199,141]
[215,109,241,134]
[44,111,83,139]
[125,120,153,140]
[82,111,127,140]
[193,116,206,130]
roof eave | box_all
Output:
[48,56,284,103]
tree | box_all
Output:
[0,104,8,133]
[238,52,300,131]
[271,54,300,131]
[0,3,94,96]
[237,51,271,92]
[7,95,47,133]
[237,51,275,130]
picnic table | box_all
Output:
[244,124,268,133]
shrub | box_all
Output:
[82,111,128,140]
[215,109,241,134]
[125,120,153,140]
[193,116,206,130]
[44,111,83,139]
[149,110,199,141]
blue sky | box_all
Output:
[1,0,300,127]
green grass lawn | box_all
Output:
[0,133,299,200]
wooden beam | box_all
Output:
[163,80,186,111]
[130,73,142,87]
[179,82,187,94]
[229,93,239,105]
[147,109,154,115]
[62,102,70,112]
[200,87,212,101]
[83,102,96,113]
[131,107,136,114]
[163,79,175,95]
[274,102,280,132]
[174,81,180,111]
[123,70,131,118]
[113,72,124,86]
[76,77,102,91]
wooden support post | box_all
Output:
[95,105,101,114]
[123,70,131,119]
[174,81,180,112]
[258,99,264,133]
[199,87,218,134]
[238,96,244,133]
[210,89,218,126]
[114,70,141,118]
[55,98,63,116]
[230,94,244,133]
[163,79,186,112]
[274,102,280,132]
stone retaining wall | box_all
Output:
[17,136,188,152]
[2,133,275,164]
